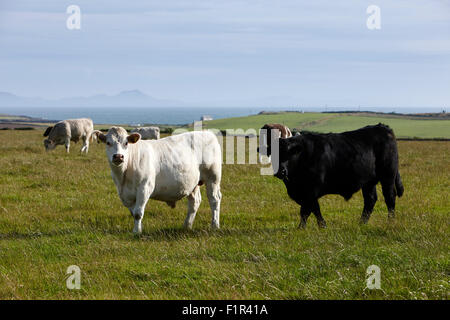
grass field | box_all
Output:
[203,112,450,139]
[0,129,448,299]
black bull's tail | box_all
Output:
[395,171,404,197]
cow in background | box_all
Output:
[273,124,404,228]
[91,130,103,143]
[43,118,94,154]
[130,126,160,140]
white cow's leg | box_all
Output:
[132,184,151,234]
[80,136,89,154]
[206,182,222,229]
[84,138,89,154]
[184,186,201,230]
[65,138,71,153]
[85,133,91,153]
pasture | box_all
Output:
[203,112,450,139]
[0,129,448,299]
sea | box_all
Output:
[0,106,444,125]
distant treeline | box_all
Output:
[1,127,35,130]
[0,117,59,123]
[257,110,449,120]
[324,110,449,119]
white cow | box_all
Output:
[43,118,94,154]
[130,126,160,140]
[97,127,222,234]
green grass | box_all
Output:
[0,130,448,299]
[203,112,450,139]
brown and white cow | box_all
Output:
[91,130,103,143]
[258,123,293,161]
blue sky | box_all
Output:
[0,0,449,108]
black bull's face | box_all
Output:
[274,163,288,180]
[274,139,290,180]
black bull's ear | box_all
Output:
[258,128,271,155]
[283,138,304,156]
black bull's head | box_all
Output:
[257,128,289,180]
[257,128,279,157]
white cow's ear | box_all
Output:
[127,133,141,144]
[98,133,107,143]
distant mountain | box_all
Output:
[0,91,48,107]
[0,90,185,108]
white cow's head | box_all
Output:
[43,139,57,151]
[97,127,140,167]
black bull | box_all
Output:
[264,123,404,228]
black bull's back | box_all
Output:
[274,123,404,228]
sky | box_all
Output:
[0,0,449,108]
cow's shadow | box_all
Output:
[131,226,286,242]
[0,226,285,242]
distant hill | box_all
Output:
[0,92,48,107]
[0,90,185,108]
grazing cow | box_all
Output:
[258,123,292,161]
[130,126,160,140]
[43,118,94,154]
[273,124,404,228]
[97,127,222,234]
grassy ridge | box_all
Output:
[0,130,448,299]
[203,112,450,139]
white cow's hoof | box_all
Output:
[133,220,142,234]
[211,223,220,230]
